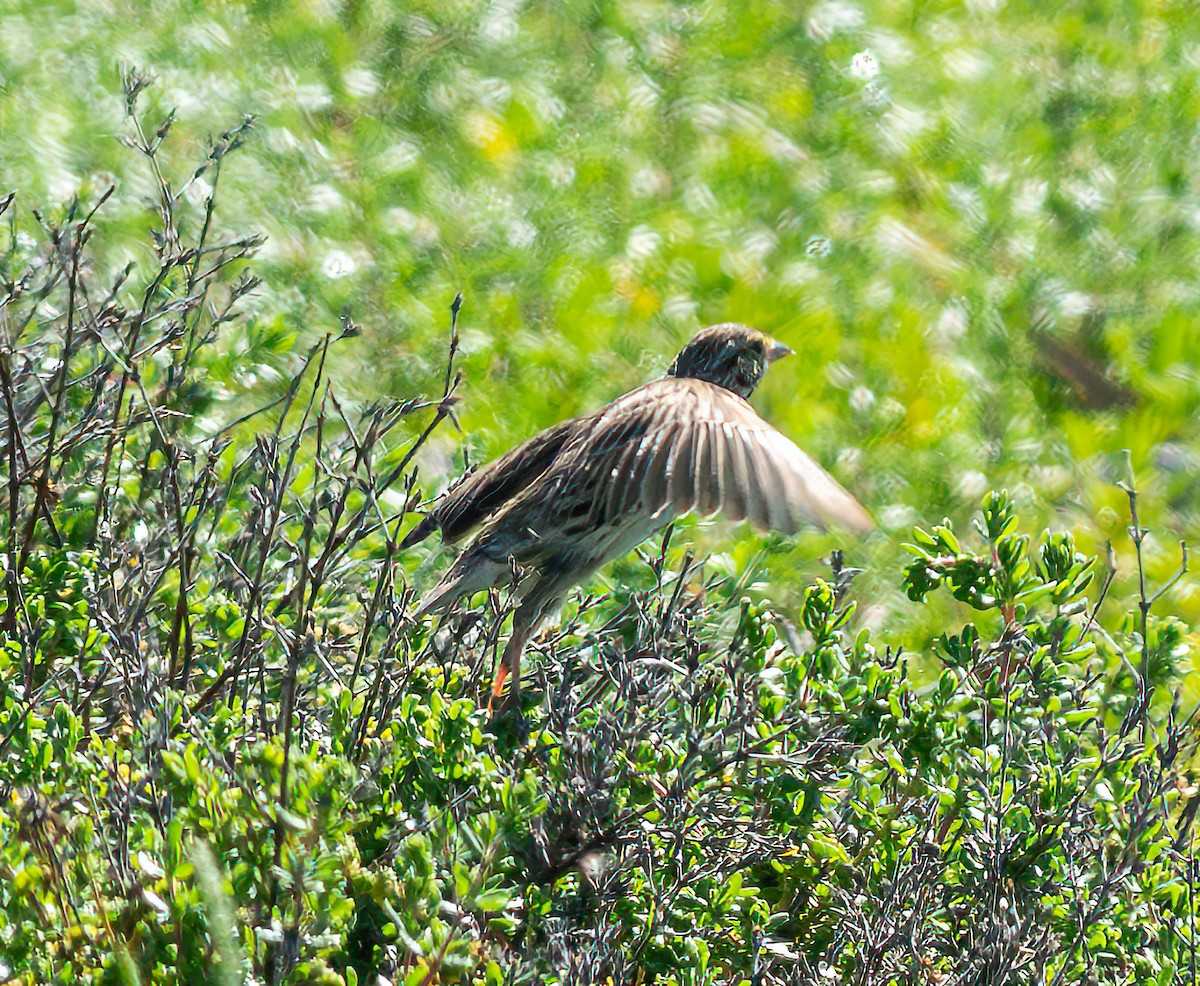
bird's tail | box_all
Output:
[413,553,509,619]
[400,513,439,550]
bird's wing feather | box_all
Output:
[572,378,873,534]
[406,416,579,546]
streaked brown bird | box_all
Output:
[402,322,872,707]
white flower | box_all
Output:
[808,1,864,41]
[850,386,876,412]
[478,76,512,108]
[957,471,989,499]
[805,235,832,258]
[662,294,699,321]
[631,166,671,198]
[850,50,879,80]
[294,83,333,112]
[880,503,917,530]
[936,302,968,340]
[480,6,519,43]
[1059,291,1094,317]
[1065,179,1105,212]
[546,159,575,188]
[626,225,661,260]
[506,218,537,249]
[321,250,357,279]
[307,183,344,215]
[862,82,890,108]
[380,140,420,173]
[344,67,379,99]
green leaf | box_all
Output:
[474,887,511,913]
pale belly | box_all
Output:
[563,504,676,572]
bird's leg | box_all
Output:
[488,607,536,715]
[489,633,516,706]
[488,574,570,716]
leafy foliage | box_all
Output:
[0,88,1197,985]
[2,7,1200,978]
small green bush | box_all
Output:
[0,85,1195,986]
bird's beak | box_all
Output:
[766,340,793,363]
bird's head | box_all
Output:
[666,323,792,399]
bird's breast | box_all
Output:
[568,506,674,565]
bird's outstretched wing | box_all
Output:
[401,417,579,548]
[569,377,873,534]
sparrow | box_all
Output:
[402,322,873,707]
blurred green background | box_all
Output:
[2,0,1197,644]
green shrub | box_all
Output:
[0,81,1195,986]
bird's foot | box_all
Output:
[486,692,529,743]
